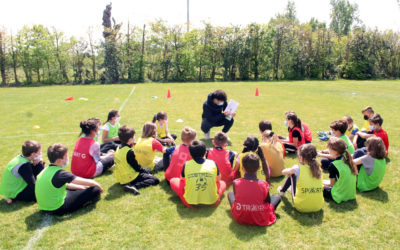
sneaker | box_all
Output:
[204,131,210,140]
[4,198,12,204]
[317,131,325,137]
[124,185,140,195]
[277,186,285,197]
[319,135,329,141]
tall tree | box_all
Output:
[0,29,6,85]
[330,0,359,36]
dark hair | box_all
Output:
[89,117,101,125]
[327,137,358,175]
[152,111,168,123]
[79,119,98,137]
[366,137,386,159]
[330,119,348,135]
[47,143,68,163]
[369,114,383,126]
[362,106,374,114]
[343,115,353,124]
[242,136,270,181]
[259,120,272,132]
[189,140,206,159]
[242,153,260,174]
[285,111,302,129]
[181,127,197,143]
[105,109,119,124]
[212,89,227,102]
[118,125,135,144]
[22,140,41,157]
[213,131,228,147]
[141,122,157,138]
[298,144,321,179]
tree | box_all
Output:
[0,28,6,85]
[330,0,359,36]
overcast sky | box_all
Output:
[1,0,400,40]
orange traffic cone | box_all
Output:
[255,88,259,96]
[64,96,74,101]
[167,89,171,98]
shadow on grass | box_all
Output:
[104,183,125,201]
[269,175,285,184]
[281,197,324,226]
[284,153,298,160]
[327,199,358,212]
[25,204,96,231]
[159,179,174,195]
[0,199,35,213]
[200,138,232,148]
[358,187,389,203]
[226,210,267,240]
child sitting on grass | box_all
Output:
[355,114,389,157]
[0,140,44,203]
[206,132,236,187]
[164,127,197,182]
[35,144,102,216]
[259,120,285,158]
[318,119,355,170]
[353,137,387,192]
[114,126,159,195]
[134,122,166,171]
[343,115,359,142]
[101,110,121,154]
[229,153,280,226]
[322,138,358,204]
[152,111,177,146]
[233,136,270,181]
[170,140,226,208]
[281,111,306,153]
[277,144,324,213]
[260,130,285,177]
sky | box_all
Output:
[1,0,400,41]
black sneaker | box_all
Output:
[124,185,140,195]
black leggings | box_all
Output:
[323,186,333,200]
[283,143,297,153]
[128,173,159,189]
[157,134,178,146]
[15,163,44,202]
[228,191,281,210]
[100,141,120,154]
[50,186,101,216]
[281,175,297,195]
[100,155,114,174]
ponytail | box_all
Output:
[152,113,157,123]
[257,146,270,182]
[79,119,97,137]
[262,130,276,145]
[296,118,302,130]
[298,144,321,179]
[343,150,358,175]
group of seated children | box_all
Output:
[0,105,389,227]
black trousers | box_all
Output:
[281,175,297,195]
[157,134,178,146]
[100,155,115,174]
[128,173,160,189]
[228,191,281,210]
[283,143,297,153]
[201,118,234,134]
[15,163,44,202]
[323,186,333,200]
[50,186,101,216]
[100,141,120,154]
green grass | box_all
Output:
[0,80,399,249]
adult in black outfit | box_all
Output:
[201,90,235,139]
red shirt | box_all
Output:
[231,178,277,226]
[373,128,389,156]
[152,139,164,152]
[165,145,192,181]
[288,127,305,149]
[207,148,234,186]
[71,137,97,178]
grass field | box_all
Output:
[0,80,399,249]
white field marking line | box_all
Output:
[23,214,53,250]
[22,87,136,249]
[119,86,136,113]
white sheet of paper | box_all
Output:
[224,99,239,119]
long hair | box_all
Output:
[286,111,302,129]
[298,144,321,179]
[262,130,277,145]
[366,137,386,159]
[152,111,167,123]
[242,136,270,181]
[327,137,358,175]
[141,122,157,138]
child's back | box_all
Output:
[236,152,265,180]
[331,158,357,203]
[114,145,139,185]
[165,144,192,181]
[207,147,235,186]
[260,142,284,177]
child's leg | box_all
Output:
[270,194,282,210]
[52,187,101,216]
[170,178,194,208]
[353,147,368,159]
[280,175,297,195]
[153,157,164,172]
[100,155,114,173]
[228,190,235,207]
[283,143,297,153]
[14,186,36,202]
[212,180,226,207]
[130,173,160,189]
[323,186,333,200]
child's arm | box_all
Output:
[66,183,87,190]
[352,157,362,166]
[71,177,103,192]
[152,139,166,153]
[318,151,335,160]
[323,178,336,187]
[356,131,373,139]
[282,167,295,176]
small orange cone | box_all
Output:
[255,88,259,96]
[64,96,74,101]
[167,89,171,98]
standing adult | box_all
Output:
[201,90,235,139]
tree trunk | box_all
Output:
[0,32,6,85]
[10,34,19,83]
[139,24,146,82]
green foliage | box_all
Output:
[330,0,359,36]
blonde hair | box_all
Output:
[262,130,277,145]
[181,127,197,143]
[141,122,157,138]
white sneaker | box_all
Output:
[4,198,12,204]
[204,131,210,140]
[277,186,285,197]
